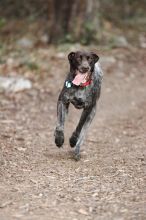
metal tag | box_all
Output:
[65,81,72,88]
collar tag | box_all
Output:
[65,81,72,88]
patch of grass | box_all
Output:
[0,17,6,29]
[57,43,73,52]
[25,61,39,71]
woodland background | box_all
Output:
[0,0,146,46]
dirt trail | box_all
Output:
[0,48,146,220]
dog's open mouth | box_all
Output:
[72,70,90,86]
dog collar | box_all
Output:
[65,79,92,89]
[79,79,92,88]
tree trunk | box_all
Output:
[48,0,100,44]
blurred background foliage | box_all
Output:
[0,0,146,46]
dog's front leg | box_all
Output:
[70,105,96,160]
[55,100,69,148]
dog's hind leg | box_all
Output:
[54,100,69,148]
[71,105,96,160]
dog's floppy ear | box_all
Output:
[91,52,99,63]
[68,52,76,61]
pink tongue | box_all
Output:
[72,71,88,86]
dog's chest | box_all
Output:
[66,87,92,109]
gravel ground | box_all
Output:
[0,47,146,220]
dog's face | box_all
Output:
[68,51,99,73]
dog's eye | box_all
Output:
[87,56,92,61]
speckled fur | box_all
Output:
[54,51,103,160]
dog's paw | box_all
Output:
[74,153,81,161]
[69,132,78,148]
[55,130,64,148]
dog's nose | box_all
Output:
[82,67,89,72]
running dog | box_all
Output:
[54,51,102,160]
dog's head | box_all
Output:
[68,51,99,73]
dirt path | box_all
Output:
[0,48,146,220]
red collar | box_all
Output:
[80,79,92,88]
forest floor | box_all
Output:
[0,44,146,220]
